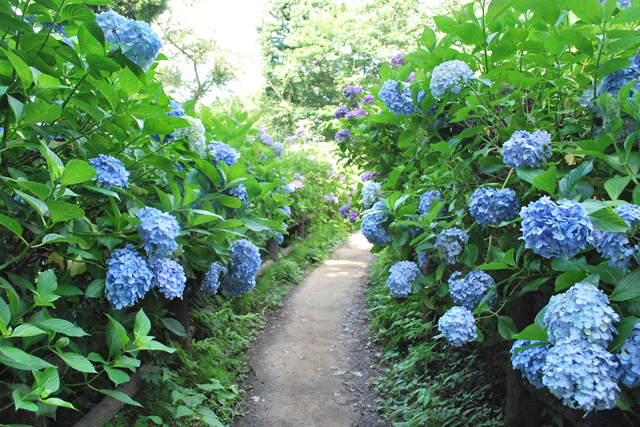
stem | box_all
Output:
[0,229,48,271]
[30,0,67,65]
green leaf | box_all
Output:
[567,0,603,24]
[61,3,96,22]
[97,389,142,407]
[160,318,187,337]
[513,324,548,341]
[0,213,23,238]
[47,200,85,224]
[558,161,593,199]
[105,366,131,386]
[486,0,515,23]
[85,279,105,298]
[41,397,77,410]
[0,346,55,370]
[555,271,588,291]
[91,80,119,110]
[604,175,631,200]
[611,6,640,24]
[610,270,640,301]
[24,103,61,125]
[106,315,130,353]
[39,141,65,179]
[36,319,88,337]
[14,190,48,219]
[433,15,457,33]
[609,317,640,352]
[4,48,33,89]
[197,406,225,427]
[531,166,556,195]
[498,315,517,340]
[134,310,151,339]
[34,367,60,398]
[40,234,89,246]
[589,208,629,232]
[61,159,97,185]
[11,324,47,338]
[59,352,97,373]
[119,68,140,97]
[12,390,39,412]
[474,262,513,270]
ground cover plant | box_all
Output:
[335,0,640,424]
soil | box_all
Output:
[232,232,389,427]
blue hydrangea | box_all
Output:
[511,340,551,389]
[417,252,431,269]
[616,323,640,387]
[597,53,640,99]
[227,183,248,206]
[257,129,273,146]
[469,187,519,227]
[96,10,162,71]
[419,190,444,215]
[208,141,240,168]
[429,60,473,99]
[435,228,469,264]
[542,339,620,412]
[89,154,130,189]
[361,181,382,209]
[273,142,284,157]
[502,130,552,169]
[591,204,640,269]
[379,80,422,116]
[200,262,226,296]
[544,282,620,346]
[438,306,477,347]
[387,261,423,297]
[335,106,349,119]
[105,245,153,309]
[448,270,495,310]
[148,256,186,300]
[167,100,186,117]
[335,129,351,142]
[136,207,180,256]
[282,206,292,216]
[361,201,392,247]
[275,232,284,244]
[603,0,631,8]
[221,239,261,297]
[520,197,592,259]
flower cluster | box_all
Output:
[105,245,153,309]
[391,53,407,67]
[273,142,284,157]
[502,130,552,169]
[290,179,304,190]
[174,115,207,156]
[616,323,640,387]
[448,270,495,310]
[544,282,620,346]
[96,10,162,71]
[387,261,423,297]
[227,183,249,206]
[542,340,620,412]
[324,192,339,203]
[275,232,284,244]
[282,206,292,216]
[435,228,469,264]
[167,100,186,117]
[591,204,640,268]
[335,129,351,142]
[221,239,261,297]
[419,190,443,215]
[363,95,375,104]
[208,141,240,168]
[511,340,551,389]
[136,207,180,256]
[596,48,640,99]
[257,129,274,146]
[429,60,473,99]
[345,109,368,119]
[148,257,186,300]
[200,262,226,296]
[438,306,477,346]
[343,85,363,97]
[361,171,380,182]
[361,181,382,209]
[520,197,592,259]
[469,187,519,227]
[89,154,130,189]
[417,252,431,269]
[349,210,358,223]
[379,80,424,116]
[361,201,392,247]
[335,106,349,119]
[339,204,350,219]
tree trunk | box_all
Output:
[170,298,192,353]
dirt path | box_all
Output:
[233,232,386,427]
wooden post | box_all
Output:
[266,238,279,261]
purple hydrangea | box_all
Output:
[361,201,392,247]
[502,130,552,169]
[105,245,153,309]
[520,197,592,259]
[361,171,380,182]
[435,228,469,264]
[208,141,240,168]
[448,270,495,310]
[616,323,640,387]
[335,106,349,119]
[273,142,284,157]
[335,129,351,142]
[429,60,473,99]
[89,154,130,189]
[406,72,416,83]
[257,129,274,146]
[200,262,226,296]
[591,204,640,268]
[349,210,358,223]
[419,190,444,216]
[148,256,186,300]
[343,85,363,97]
[324,192,339,203]
[345,109,367,119]
[438,306,477,347]
[391,53,407,67]
[363,95,375,104]
[543,282,620,346]
[221,239,261,297]
[469,187,519,227]
[511,340,551,389]
[339,204,350,219]
[136,207,180,256]
[387,261,423,297]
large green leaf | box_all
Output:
[47,200,85,224]
[61,159,97,185]
[610,270,640,301]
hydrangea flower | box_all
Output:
[391,53,407,67]
[596,49,640,99]
[379,80,422,116]
[148,256,186,300]
[591,204,640,268]
[435,228,469,264]
[361,171,380,182]
[361,201,392,247]
[511,340,551,389]
[275,232,284,244]
[307,155,316,161]
[419,190,443,216]
[208,141,240,168]
[136,207,180,256]
[339,204,350,219]
[227,183,248,206]
[89,154,130,189]
[469,187,519,227]
[616,323,640,387]
[502,130,552,169]
[346,109,367,119]
[335,106,349,119]
[257,129,274,146]
[174,115,207,156]
[520,197,592,259]
[167,100,186,117]
[343,85,363,97]
[429,60,473,99]
[361,181,382,209]
[105,245,153,309]
[290,179,304,189]
[349,210,358,223]
[387,261,423,297]
[417,252,431,269]
[273,142,284,157]
[282,206,292,216]
[406,72,416,83]
[324,192,339,203]
[200,262,226,296]
[542,339,620,412]
[363,95,375,104]
[221,239,261,297]
[544,282,620,346]
[96,10,162,71]
[438,306,477,347]
[448,270,495,310]
[335,129,351,142]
